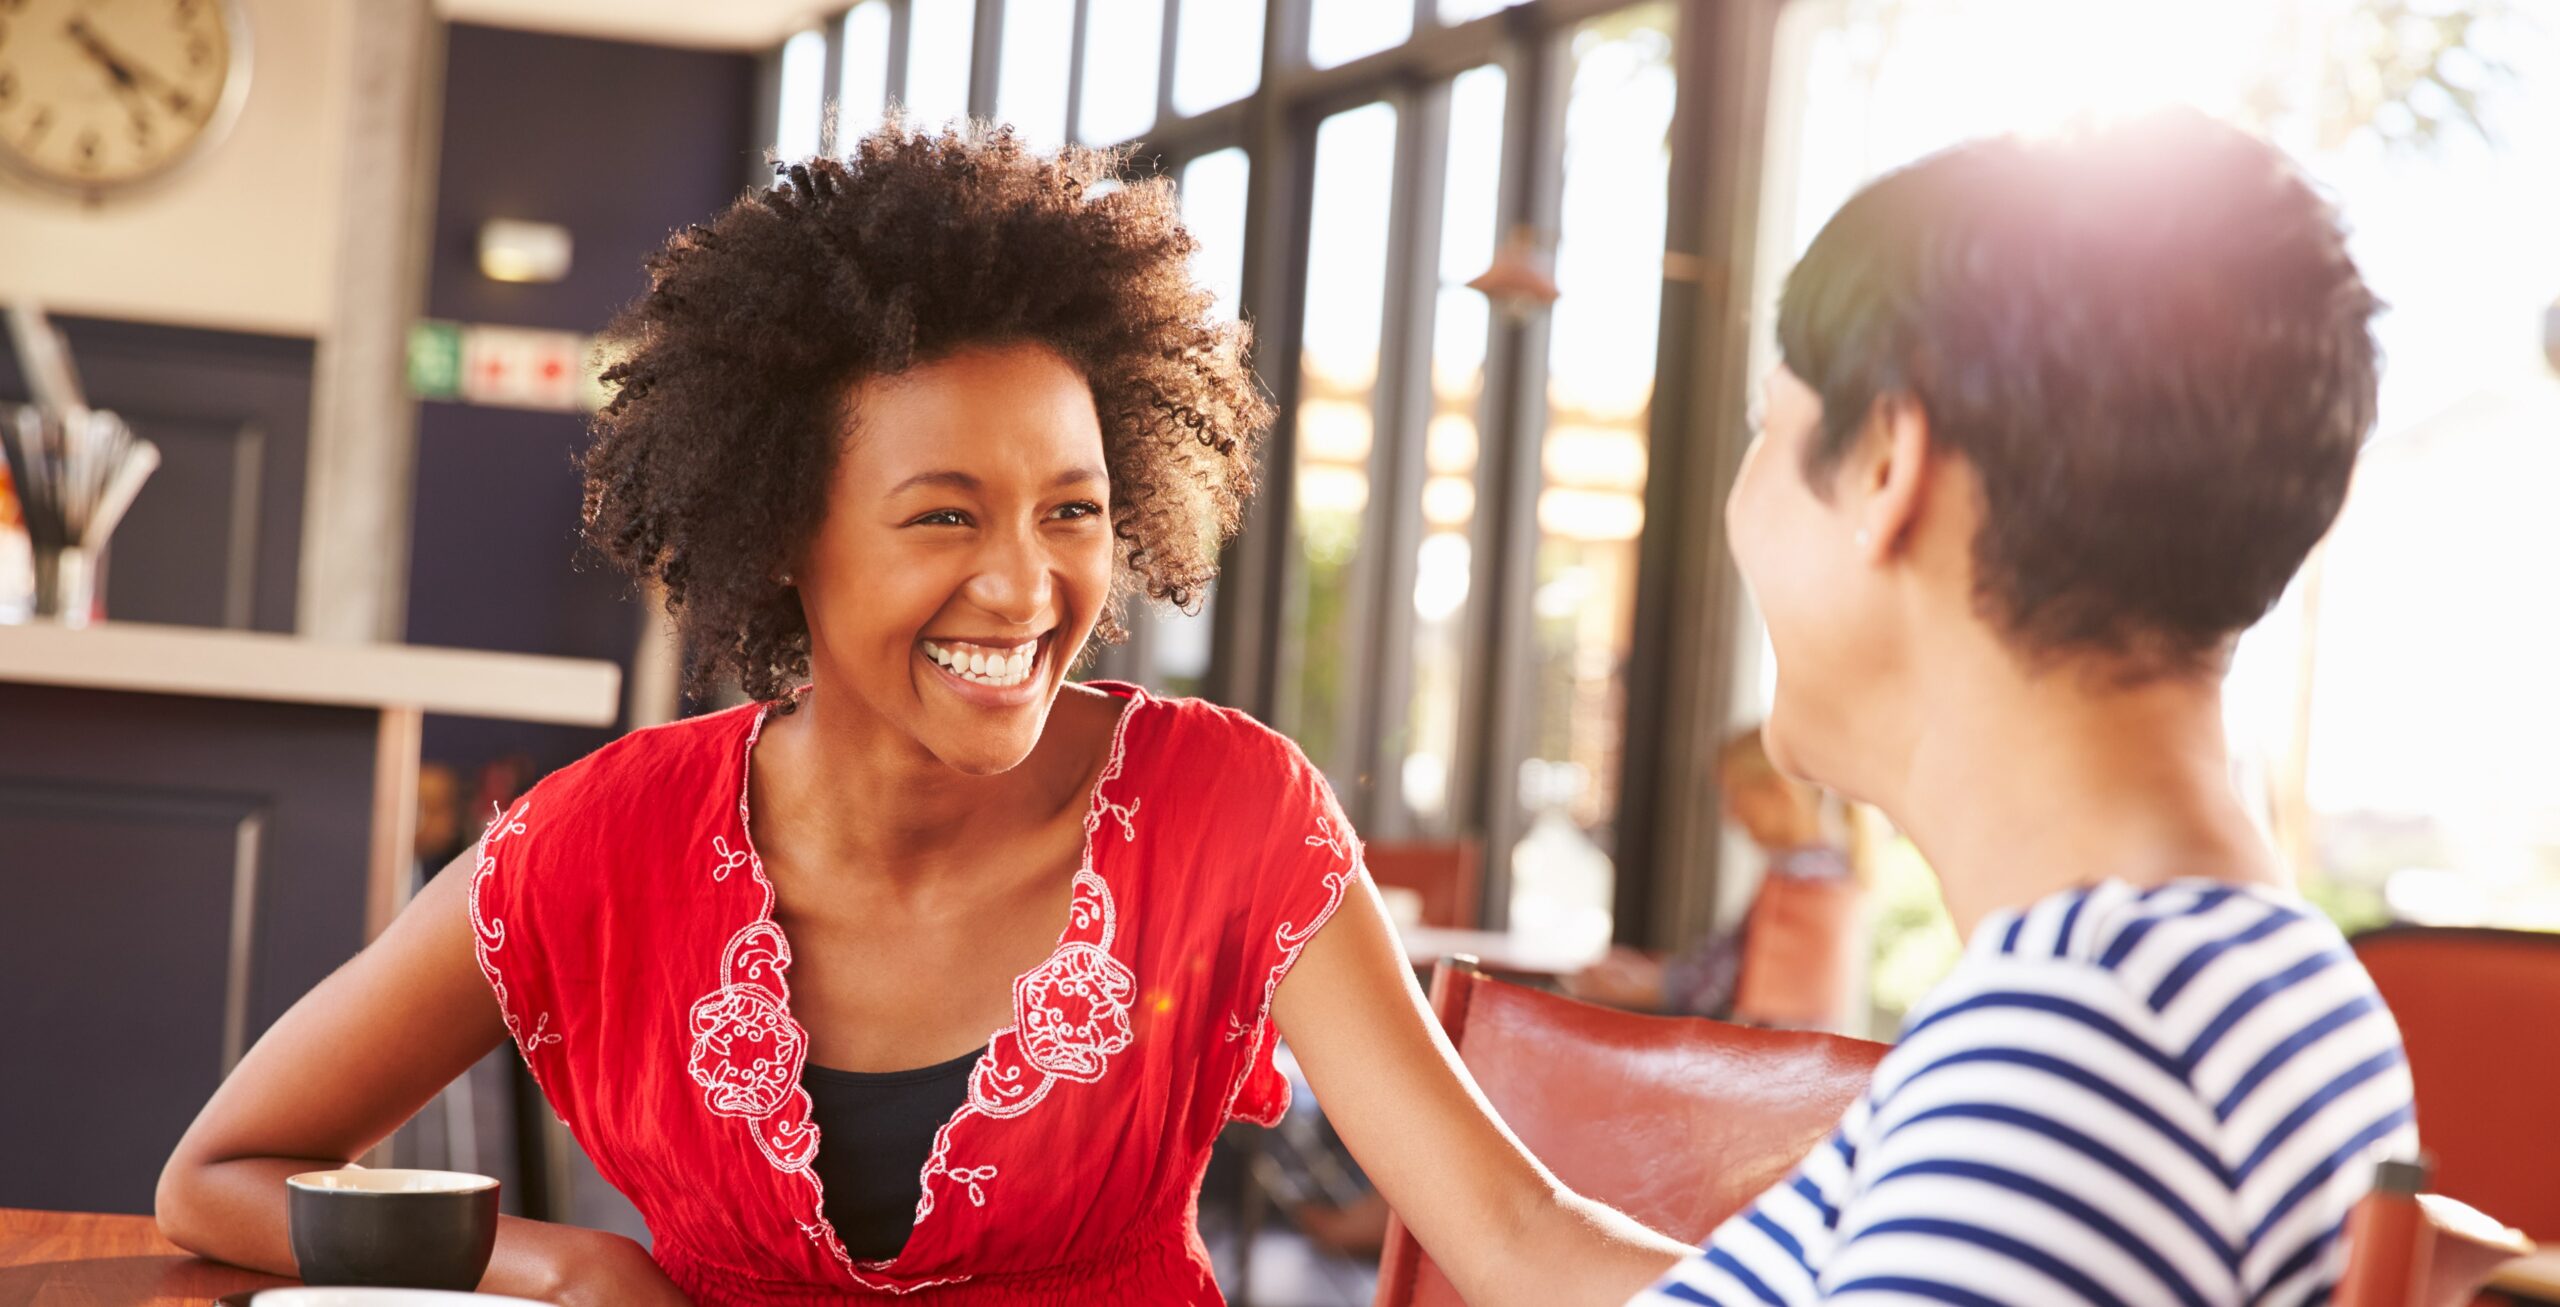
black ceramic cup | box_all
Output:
[285,1168,501,1290]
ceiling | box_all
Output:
[434,0,835,51]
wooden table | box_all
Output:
[0,1207,289,1306]
[1399,925,1609,978]
[6,1203,2542,1306]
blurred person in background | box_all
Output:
[155,122,1689,1307]
[413,763,467,873]
[1569,726,1867,1034]
[1632,108,2415,1306]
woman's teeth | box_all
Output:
[921,638,1039,689]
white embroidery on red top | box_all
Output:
[686,919,822,1173]
[695,692,1145,1293]
[1219,809,1357,1127]
[468,798,562,1060]
[906,703,1143,1238]
[707,833,750,882]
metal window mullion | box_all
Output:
[1266,0,1625,105]
[1123,99,1250,157]
[969,0,1005,121]
[1611,0,1705,947]
[1154,0,1180,138]
[1357,78,1456,840]
[1442,6,1534,851]
[1204,0,1317,721]
[886,0,913,110]
[750,44,786,185]
[1612,0,1785,949]
[1272,0,1313,79]
[818,11,849,154]
[1460,15,1569,931]
[1064,0,1092,145]
[1314,86,1419,816]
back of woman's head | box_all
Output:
[582,120,1270,704]
[1777,108,2381,677]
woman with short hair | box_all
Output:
[1636,109,2416,1306]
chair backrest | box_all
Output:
[1374,957,1890,1307]
[1362,841,1484,931]
[2351,926,2560,1240]
[1732,872,1866,1033]
[2334,1160,2534,1307]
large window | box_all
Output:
[774,27,827,162]
[1171,0,1264,116]
[1745,0,2560,1025]
[1282,101,1399,779]
[1398,63,1508,834]
[1308,0,1413,69]
[1078,0,1164,146]
[995,0,1075,148]
[904,0,976,127]
[765,0,1713,939]
[1530,5,1676,867]
[1179,148,1251,321]
[837,3,892,144]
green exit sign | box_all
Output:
[408,320,464,399]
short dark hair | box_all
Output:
[582,120,1270,706]
[1776,109,2381,675]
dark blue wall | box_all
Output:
[408,23,756,781]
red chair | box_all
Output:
[1374,957,1889,1307]
[2334,1159,2534,1307]
[2351,927,2560,1242]
[1363,841,1483,930]
[1732,871,1868,1033]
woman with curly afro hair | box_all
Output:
[159,122,1688,1306]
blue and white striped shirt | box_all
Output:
[1633,879,2417,1307]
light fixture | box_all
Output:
[2545,295,2559,376]
[1467,225,1560,321]
[478,219,574,285]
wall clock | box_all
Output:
[0,0,253,198]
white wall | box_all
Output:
[0,0,352,339]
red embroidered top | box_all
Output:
[467,683,1357,1304]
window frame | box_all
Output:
[765,0,1786,941]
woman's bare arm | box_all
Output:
[155,846,683,1305]
[1272,876,1690,1307]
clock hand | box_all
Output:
[64,18,199,118]
[61,23,159,131]
[63,18,145,90]
[103,72,156,136]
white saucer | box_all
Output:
[253,1291,547,1306]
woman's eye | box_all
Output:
[909,509,971,527]
[1052,501,1104,521]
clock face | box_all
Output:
[0,0,249,194]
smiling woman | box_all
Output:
[580,121,1266,714]
[152,120,1691,1307]
[778,342,1119,776]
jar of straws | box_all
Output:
[0,404,160,627]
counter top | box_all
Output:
[0,620,622,725]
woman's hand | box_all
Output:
[156,848,526,1284]
[1271,877,1690,1307]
